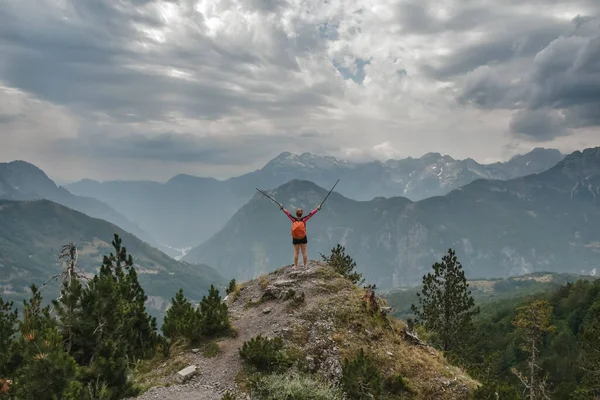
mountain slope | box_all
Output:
[66,148,565,249]
[0,161,156,245]
[0,199,226,315]
[66,175,238,253]
[183,147,600,288]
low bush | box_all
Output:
[384,374,411,395]
[221,390,236,400]
[341,348,383,399]
[239,335,285,372]
[249,370,344,400]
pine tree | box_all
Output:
[576,300,600,398]
[199,285,230,337]
[89,234,158,359]
[226,279,237,295]
[119,264,159,359]
[52,277,85,356]
[60,234,158,397]
[0,297,18,377]
[162,289,202,343]
[321,244,364,285]
[410,248,479,352]
[511,300,556,400]
[11,286,83,399]
[19,285,56,335]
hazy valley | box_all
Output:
[184,147,600,287]
[65,147,565,252]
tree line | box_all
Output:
[408,248,600,399]
[0,234,231,400]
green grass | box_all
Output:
[248,370,345,400]
[202,341,220,358]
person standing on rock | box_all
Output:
[280,204,321,269]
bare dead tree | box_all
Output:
[41,243,89,354]
[43,243,88,290]
[512,300,556,400]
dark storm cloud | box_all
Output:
[456,66,523,109]
[564,103,600,128]
[0,0,335,123]
[54,131,336,165]
[509,109,568,141]
[453,14,600,139]
[394,0,600,140]
[395,0,497,36]
[528,34,600,110]
[421,14,572,80]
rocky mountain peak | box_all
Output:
[0,160,58,196]
[550,146,600,179]
[263,151,348,171]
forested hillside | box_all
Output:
[405,248,600,399]
[456,278,600,398]
[0,199,225,317]
[383,272,597,320]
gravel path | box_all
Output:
[130,261,324,400]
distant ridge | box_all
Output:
[65,147,566,249]
[0,160,156,245]
[183,147,600,288]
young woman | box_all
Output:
[280,204,321,269]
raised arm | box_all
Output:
[302,205,321,222]
[280,204,295,221]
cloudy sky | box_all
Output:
[1,0,599,181]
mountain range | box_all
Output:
[65,148,565,251]
[0,160,155,245]
[183,147,600,288]
[0,199,225,316]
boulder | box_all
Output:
[177,365,197,383]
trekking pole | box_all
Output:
[318,179,339,208]
[256,188,283,207]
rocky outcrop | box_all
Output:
[130,261,478,400]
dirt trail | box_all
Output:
[131,261,326,400]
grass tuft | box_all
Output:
[259,275,269,290]
[202,341,221,358]
[248,370,344,400]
